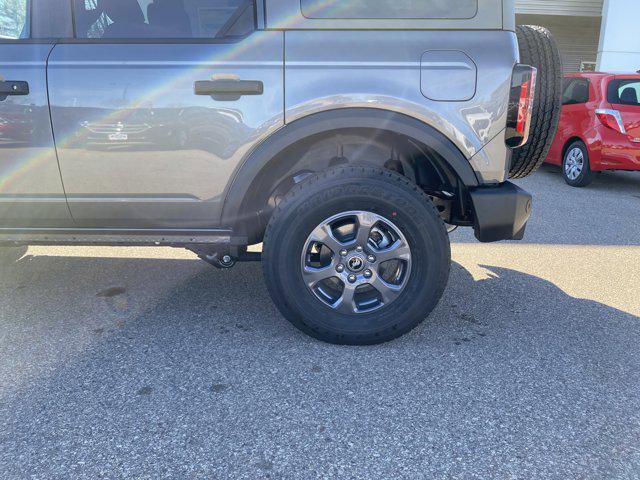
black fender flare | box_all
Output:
[220,108,479,227]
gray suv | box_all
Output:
[0,0,561,344]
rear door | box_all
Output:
[560,77,593,132]
[48,0,283,229]
[546,77,592,164]
[608,77,640,144]
[0,0,73,227]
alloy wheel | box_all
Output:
[301,211,412,314]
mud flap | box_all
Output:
[469,182,532,242]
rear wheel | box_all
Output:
[262,165,450,345]
[510,25,563,179]
[562,141,593,187]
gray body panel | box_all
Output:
[0,44,73,227]
[47,34,284,228]
[284,30,518,183]
[0,0,522,235]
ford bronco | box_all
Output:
[0,0,561,344]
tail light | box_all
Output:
[505,64,537,148]
[595,109,627,135]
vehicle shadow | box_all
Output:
[1,255,639,477]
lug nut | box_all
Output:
[367,254,376,263]
[339,249,348,257]
[355,245,364,253]
[363,269,373,279]
[347,274,357,283]
[222,255,232,264]
[336,264,345,273]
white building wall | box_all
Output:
[515,0,603,16]
[517,14,601,72]
[597,0,640,72]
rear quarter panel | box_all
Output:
[284,30,518,183]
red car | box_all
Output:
[546,72,640,187]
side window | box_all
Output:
[0,0,29,39]
[301,0,478,19]
[73,0,255,40]
[562,78,590,106]
[561,79,574,105]
[608,80,640,107]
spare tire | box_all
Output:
[509,25,563,179]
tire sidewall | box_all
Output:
[264,174,450,343]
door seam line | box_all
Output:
[45,42,77,224]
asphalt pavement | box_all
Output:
[1,165,639,479]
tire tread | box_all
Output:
[510,25,563,179]
[262,165,451,345]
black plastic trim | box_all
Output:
[0,228,246,247]
[469,181,532,242]
[221,108,480,227]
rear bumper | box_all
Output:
[598,145,640,171]
[469,182,532,242]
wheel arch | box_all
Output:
[562,136,587,160]
[220,108,480,240]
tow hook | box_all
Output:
[195,250,262,269]
[199,252,236,269]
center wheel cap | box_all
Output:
[347,255,365,272]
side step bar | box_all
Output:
[0,228,247,248]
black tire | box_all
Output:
[510,25,563,179]
[562,141,594,187]
[262,165,451,345]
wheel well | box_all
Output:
[237,128,474,243]
[562,137,585,159]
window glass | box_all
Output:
[73,0,254,39]
[301,0,478,19]
[0,0,29,39]
[32,0,74,39]
[562,78,590,105]
[608,80,640,107]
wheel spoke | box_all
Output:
[370,276,403,304]
[566,148,585,180]
[302,210,412,315]
[308,223,345,255]
[373,239,411,263]
[302,265,335,288]
[333,284,357,314]
[354,212,378,247]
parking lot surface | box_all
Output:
[1,165,639,479]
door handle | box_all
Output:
[0,81,29,101]
[194,79,263,101]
